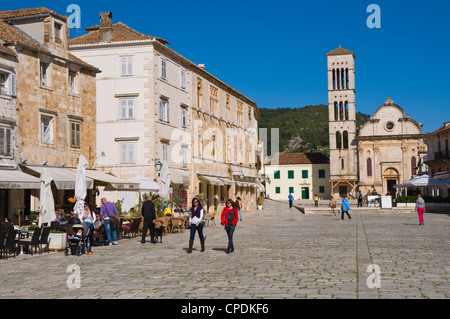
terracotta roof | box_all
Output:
[69,22,169,46]
[0,7,67,21]
[326,46,355,58]
[430,122,450,135]
[267,153,330,165]
[0,43,17,57]
[0,20,99,72]
[0,20,49,53]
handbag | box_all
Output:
[103,203,119,225]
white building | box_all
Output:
[265,153,330,201]
[70,12,261,212]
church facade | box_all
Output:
[326,47,427,198]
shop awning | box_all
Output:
[219,177,235,185]
[170,169,191,185]
[72,169,139,190]
[22,166,94,190]
[0,169,41,189]
[198,174,224,186]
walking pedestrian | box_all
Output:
[141,195,157,243]
[187,197,205,253]
[314,194,319,207]
[288,193,294,209]
[221,199,239,254]
[236,197,243,221]
[341,195,352,220]
[329,196,337,217]
[357,191,363,207]
[416,194,426,225]
[99,197,119,245]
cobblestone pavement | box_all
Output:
[0,200,448,299]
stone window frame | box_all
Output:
[39,58,52,88]
[54,21,64,45]
[39,110,56,146]
[385,121,395,132]
[0,124,13,158]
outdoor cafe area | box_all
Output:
[0,207,217,260]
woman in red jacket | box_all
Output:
[221,199,239,254]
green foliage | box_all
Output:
[258,105,371,154]
[395,195,450,203]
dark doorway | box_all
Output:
[339,186,347,198]
[387,180,397,196]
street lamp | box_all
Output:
[155,160,163,172]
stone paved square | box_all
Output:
[0,200,448,299]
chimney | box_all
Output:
[198,64,205,70]
[99,11,113,43]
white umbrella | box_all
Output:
[73,155,89,217]
[39,168,56,227]
[402,175,448,188]
[159,161,171,199]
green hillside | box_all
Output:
[258,104,371,156]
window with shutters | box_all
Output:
[302,170,308,179]
[120,56,134,76]
[70,121,81,149]
[161,58,167,80]
[289,187,294,194]
[68,71,77,94]
[181,107,187,128]
[159,99,169,122]
[40,62,50,86]
[274,170,280,179]
[0,72,10,95]
[161,142,168,162]
[319,169,326,178]
[41,115,53,145]
[120,142,136,164]
[181,69,186,89]
[182,146,187,168]
[288,170,294,179]
[0,126,12,157]
[119,98,135,120]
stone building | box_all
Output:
[424,121,450,196]
[0,8,99,217]
[69,12,261,213]
[326,47,427,198]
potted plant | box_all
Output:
[48,229,67,251]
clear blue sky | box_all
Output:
[5,0,450,133]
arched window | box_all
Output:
[338,69,341,90]
[339,102,344,121]
[411,157,417,176]
[336,132,342,149]
[367,158,372,177]
[343,131,349,149]
[332,69,336,90]
[345,101,349,120]
[334,102,338,121]
[345,68,349,89]
[341,68,345,89]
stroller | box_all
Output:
[65,224,91,256]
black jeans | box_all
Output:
[357,199,363,207]
[341,211,351,220]
[226,227,235,246]
[190,223,204,240]
[142,219,155,242]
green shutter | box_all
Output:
[275,187,281,194]
[288,170,294,179]
[289,187,294,194]
[274,171,280,179]
[302,170,308,178]
[319,169,326,178]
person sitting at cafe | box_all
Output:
[68,212,81,225]
[174,205,184,216]
[54,209,68,232]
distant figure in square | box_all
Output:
[288,193,294,208]
[341,195,352,220]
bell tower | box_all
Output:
[326,46,358,198]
